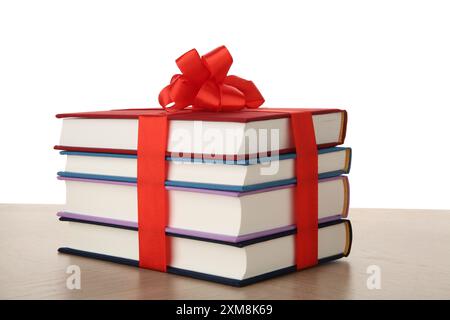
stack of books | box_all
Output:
[55,108,352,286]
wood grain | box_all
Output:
[1,205,450,299]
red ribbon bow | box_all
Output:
[158,46,265,112]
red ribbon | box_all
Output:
[137,115,170,271]
[158,46,265,112]
[138,46,319,273]
[291,112,319,269]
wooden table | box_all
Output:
[1,205,449,299]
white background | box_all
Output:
[1,0,449,208]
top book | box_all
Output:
[55,108,347,158]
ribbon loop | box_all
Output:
[202,46,233,83]
[176,49,210,85]
[159,46,265,111]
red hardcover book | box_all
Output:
[55,108,347,159]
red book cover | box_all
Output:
[56,108,344,122]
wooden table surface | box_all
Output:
[1,204,449,299]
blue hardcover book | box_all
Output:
[58,147,351,192]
